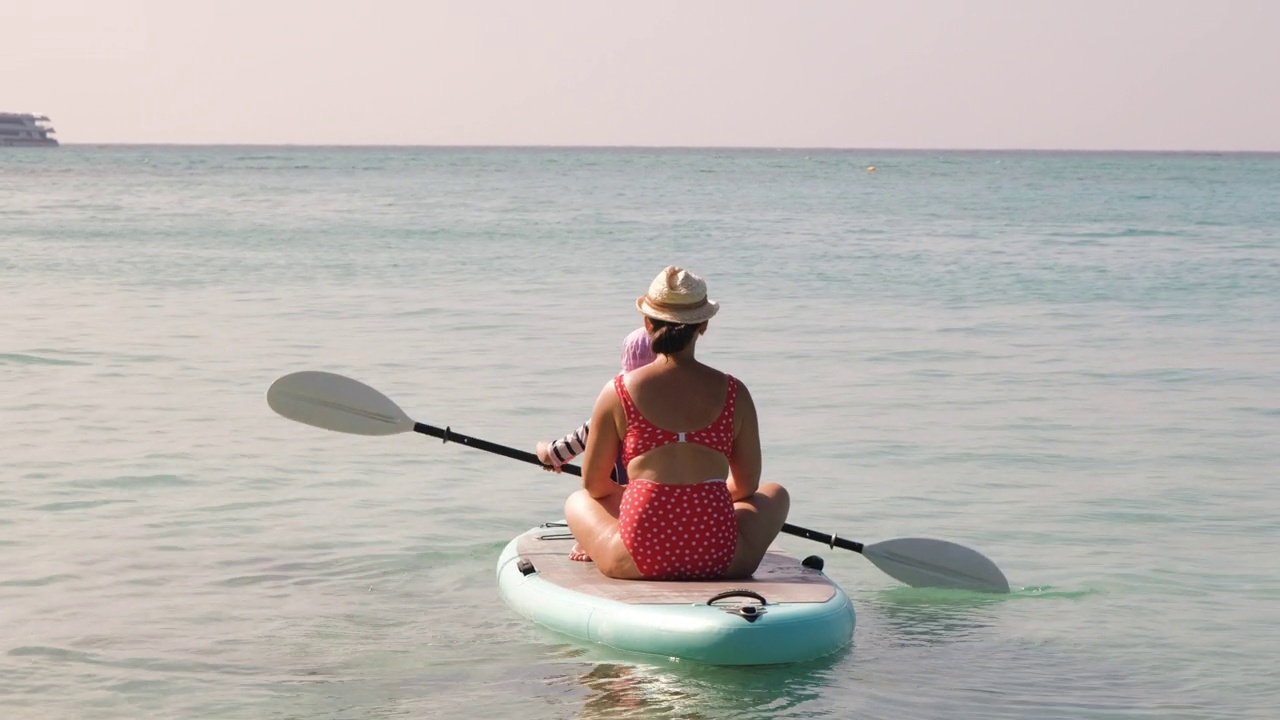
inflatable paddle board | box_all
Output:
[496,522,855,665]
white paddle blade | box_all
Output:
[267,371,414,436]
[863,538,1010,593]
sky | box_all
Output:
[4,0,1279,150]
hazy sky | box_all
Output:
[5,0,1279,149]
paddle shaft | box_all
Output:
[413,422,545,466]
[774,524,866,554]
[412,420,862,552]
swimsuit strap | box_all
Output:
[613,374,642,427]
[615,373,738,464]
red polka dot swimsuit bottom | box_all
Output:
[618,478,739,579]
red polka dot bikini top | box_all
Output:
[614,374,738,466]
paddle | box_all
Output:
[267,370,1011,593]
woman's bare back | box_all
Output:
[616,361,736,486]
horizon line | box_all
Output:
[42,142,1280,155]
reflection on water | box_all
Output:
[576,664,690,719]
[541,646,850,720]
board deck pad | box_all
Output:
[515,526,837,605]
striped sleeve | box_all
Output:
[547,420,590,467]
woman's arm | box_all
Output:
[581,382,625,500]
[726,381,762,502]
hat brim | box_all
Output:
[636,296,720,324]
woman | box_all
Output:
[564,266,790,580]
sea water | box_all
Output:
[2,146,1277,719]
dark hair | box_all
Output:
[648,318,701,354]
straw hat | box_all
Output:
[635,266,720,324]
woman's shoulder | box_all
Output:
[596,376,625,401]
[718,373,754,412]
[708,366,745,388]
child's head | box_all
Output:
[620,326,657,373]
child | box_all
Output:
[536,327,656,483]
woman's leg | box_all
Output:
[563,487,642,579]
[725,482,790,578]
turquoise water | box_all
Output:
[2,146,1278,719]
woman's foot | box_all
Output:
[569,543,592,562]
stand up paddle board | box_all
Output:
[496,522,855,666]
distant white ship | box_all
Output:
[0,113,59,147]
